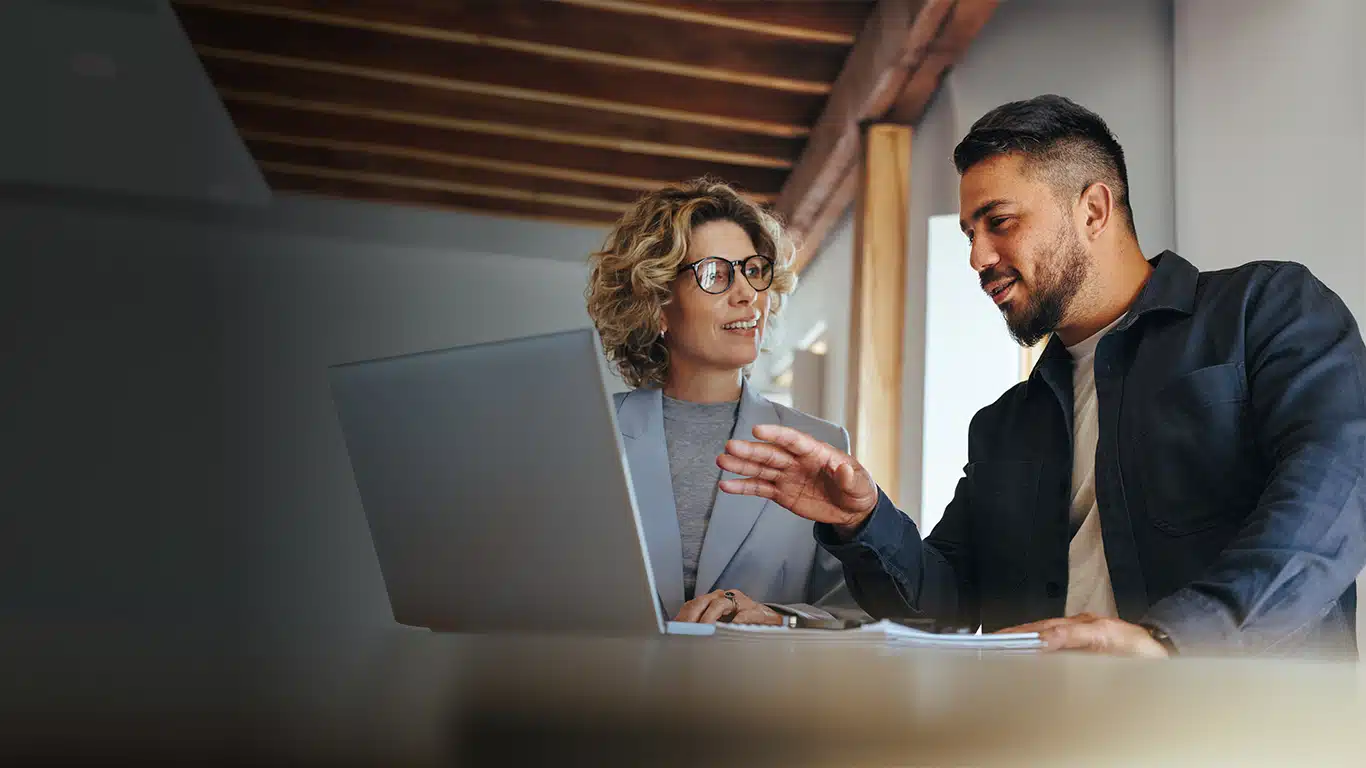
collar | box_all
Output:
[1065,312,1128,360]
[1113,250,1199,331]
[617,377,760,439]
[1029,250,1198,384]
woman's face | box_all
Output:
[661,219,773,375]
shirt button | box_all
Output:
[1046,581,1064,599]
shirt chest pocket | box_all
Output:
[1136,362,1261,535]
[965,460,1038,586]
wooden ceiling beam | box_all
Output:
[199,57,800,169]
[267,170,621,229]
[777,0,1000,269]
[223,100,788,198]
[569,1,872,44]
[776,0,943,247]
[221,88,794,170]
[246,139,651,208]
[175,0,848,93]
[195,45,805,138]
[887,0,1000,124]
[261,161,632,214]
[240,132,766,200]
[174,4,824,134]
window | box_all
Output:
[920,215,1021,534]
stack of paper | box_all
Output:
[669,619,1044,651]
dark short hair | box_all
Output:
[953,95,1135,236]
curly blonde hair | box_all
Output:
[586,178,798,389]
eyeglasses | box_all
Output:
[677,255,775,295]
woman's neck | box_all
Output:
[662,362,743,403]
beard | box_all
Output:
[986,223,1090,348]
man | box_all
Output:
[718,95,1366,658]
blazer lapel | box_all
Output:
[693,378,773,596]
[618,388,686,617]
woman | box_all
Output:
[586,178,863,625]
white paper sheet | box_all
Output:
[684,620,1045,651]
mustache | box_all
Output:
[979,267,1021,291]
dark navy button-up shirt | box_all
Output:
[818,252,1366,657]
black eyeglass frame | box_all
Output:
[676,254,775,295]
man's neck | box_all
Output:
[1055,244,1154,347]
[662,362,743,403]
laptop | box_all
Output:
[328,328,669,635]
[327,331,1048,649]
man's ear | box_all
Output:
[1079,181,1115,241]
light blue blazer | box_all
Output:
[613,379,866,621]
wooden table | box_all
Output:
[259,628,1366,766]
[7,626,1364,765]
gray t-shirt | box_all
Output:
[661,395,739,600]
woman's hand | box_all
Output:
[674,589,782,626]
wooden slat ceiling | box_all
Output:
[173,0,877,231]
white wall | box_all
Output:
[945,0,1177,254]
[760,212,856,427]
[1172,0,1366,635]
[1173,0,1366,320]
[1,190,604,642]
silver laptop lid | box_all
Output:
[329,328,664,635]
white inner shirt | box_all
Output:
[1062,315,1125,618]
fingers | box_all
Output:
[731,607,782,626]
[724,589,758,611]
[1038,619,1168,658]
[1037,622,1107,653]
[716,453,784,482]
[832,461,864,495]
[994,616,1085,635]
[675,591,749,624]
[995,615,1166,658]
[722,438,798,470]
[699,592,739,624]
[718,477,778,499]
[723,429,872,504]
[673,593,783,626]
[674,595,711,623]
[718,477,851,524]
[749,424,831,460]
[809,441,869,498]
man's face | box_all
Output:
[959,154,1090,347]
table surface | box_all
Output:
[8,626,1365,766]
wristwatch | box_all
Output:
[1143,623,1178,655]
